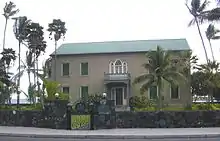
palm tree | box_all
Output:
[13,16,30,107]
[133,46,186,110]
[205,24,220,61]
[186,0,210,63]
[196,61,220,102]
[2,1,19,50]
[12,51,34,86]
[47,19,67,81]
[25,22,47,104]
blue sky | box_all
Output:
[0,0,219,98]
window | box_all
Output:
[149,86,158,99]
[80,62,88,75]
[62,63,69,76]
[171,85,179,99]
[109,62,114,73]
[115,60,123,73]
[62,87,70,94]
[80,86,88,99]
[123,62,128,73]
[108,59,128,74]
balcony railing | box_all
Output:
[104,72,131,81]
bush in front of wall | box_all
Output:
[129,96,154,109]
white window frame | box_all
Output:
[79,85,89,98]
[170,85,180,100]
[148,86,159,100]
[61,62,70,76]
[80,62,89,76]
[109,61,114,73]
[108,59,128,74]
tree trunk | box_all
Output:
[2,19,8,50]
[33,51,36,105]
[37,58,44,108]
[195,18,209,64]
[54,41,57,81]
[27,69,32,104]
[17,41,21,109]
[208,40,215,61]
[157,77,162,110]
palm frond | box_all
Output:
[140,79,155,94]
[198,0,210,13]
[133,73,155,85]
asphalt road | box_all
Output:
[0,137,220,141]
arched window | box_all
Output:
[109,61,114,73]
[122,62,128,73]
[114,60,123,74]
[108,59,128,74]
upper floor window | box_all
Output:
[62,63,70,76]
[80,62,88,76]
[109,59,128,74]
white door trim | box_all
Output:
[111,87,125,106]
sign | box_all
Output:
[71,115,90,130]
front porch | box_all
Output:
[104,73,131,111]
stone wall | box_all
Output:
[116,111,220,128]
[0,100,68,129]
[1,105,220,129]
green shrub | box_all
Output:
[191,103,220,110]
[129,96,153,109]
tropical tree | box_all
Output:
[133,46,187,110]
[2,1,19,50]
[25,22,47,104]
[205,24,220,61]
[13,16,30,106]
[195,61,220,102]
[0,48,16,104]
[186,0,210,63]
[47,19,67,81]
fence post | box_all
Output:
[66,103,72,130]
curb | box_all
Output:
[0,133,220,139]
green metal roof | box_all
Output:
[53,38,190,55]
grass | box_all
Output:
[134,103,220,112]
[0,104,42,111]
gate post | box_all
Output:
[66,103,72,130]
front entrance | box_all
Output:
[111,87,126,106]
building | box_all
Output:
[50,38,191,110]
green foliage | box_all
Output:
[133,46,187,110]
[192,103,220,110]
[134,104,220,111]
[0,104,42,111]
[129,96,154,109]
[44,79,69,101]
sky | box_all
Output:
[0,0,219,99]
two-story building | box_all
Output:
[50,38,191,109]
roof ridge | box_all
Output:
[62,38,187,45]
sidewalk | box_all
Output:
[0,126,220,139]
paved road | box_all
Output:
[0,137,220,141]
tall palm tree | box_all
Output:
[26,22,46,104]
[12,51,34,86]
[133,46,186,110]
[47,19,67,81]
[2,1,19,50]
[13,16,30,107]
[205,24,220,61]
[186,0,210,63]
